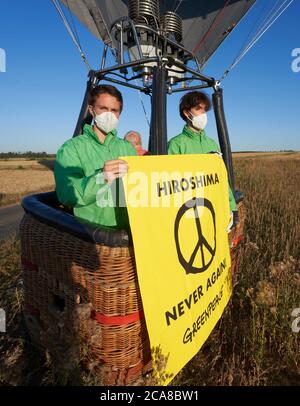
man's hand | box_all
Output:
[103,159,128,184]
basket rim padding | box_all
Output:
[21,191,132,247]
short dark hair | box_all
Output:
[89,85,123,112]
[179,91,211,122]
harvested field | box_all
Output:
[0,159,55,171]
[232,151,300,159]
[0,169,55,206]
[0,153,299,386]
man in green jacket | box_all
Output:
[168,91,237,213]
[54,85,137,229]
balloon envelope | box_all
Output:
[61,0,256,68]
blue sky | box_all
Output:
[0,0,299,153]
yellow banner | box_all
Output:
[122,154,232,385]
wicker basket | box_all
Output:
[20,192,245,385]
[20,191,152,385]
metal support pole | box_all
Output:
[212,87,235,192]
[149,65,168,155]
[73,75,97,137]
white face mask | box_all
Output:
[94,111,119,134]
[189,111,207,131]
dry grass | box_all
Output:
[232,151,300,159]
[174,156,300,386]
[0,170,54,194]
[0,169,55,206]
[0,154,299,386]
[0,159,55,170]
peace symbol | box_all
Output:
[174,197,216,274]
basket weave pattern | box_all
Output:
[20,213,151,385]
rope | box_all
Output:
[174,0,183,14]
[51,0,91,70]
[134,79,150,127]
[232,0,279,67]
[220,0,295,81]
[234,0,292,64]
[139,91,150,127]
[65,0,83,50]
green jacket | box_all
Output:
[168,125,237,211]
[54,124,137,229]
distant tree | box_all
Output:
[0,151,55,159]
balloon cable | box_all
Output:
[220,0,295,81]
[51,0,91,70]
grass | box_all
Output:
[174,156,300,385]
[0,154,299,385]
[232,151,300,159]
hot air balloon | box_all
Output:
[58,0,255,183]
[19,0,293,385]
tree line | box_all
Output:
[0,151,55,159]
